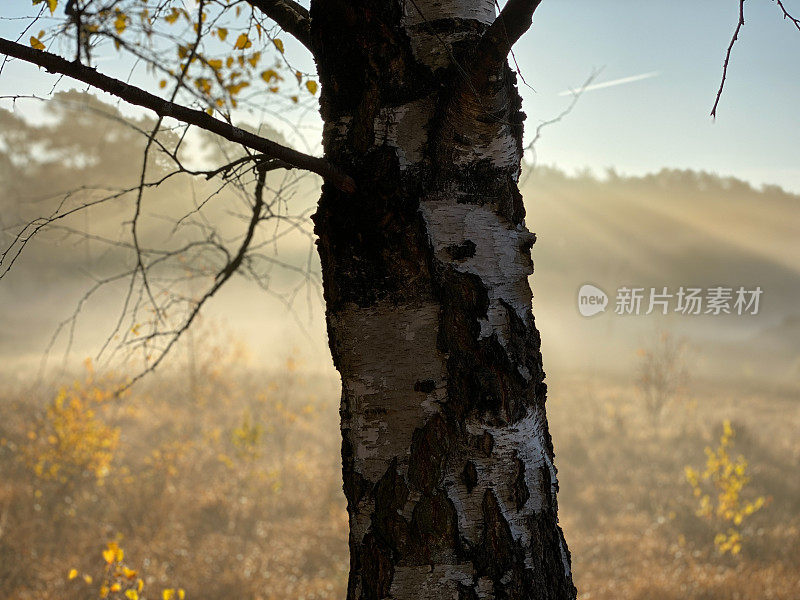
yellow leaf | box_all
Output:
[247,52,261,67]
[159,80,167,89]
[114,12,127,35]
[137,579,144,592]
[305,80,318,95]
[163,590,175,600]
[273,38,284,54]
[195,77,212,94]
[207,59,223,70]
[68,569,78,580]
[260,69,280,83]
[123,567,137,579]
[217,27,228,41]
[30,36,45,51]
[125,590,139,600]
[47,0,57,14]
[100,585,110,598]
[83,575,93,584]
[110,583,121,592]
[234,34,251,50]
[103,542,123,564]
[165,8,181,24]
[226,81,250,95]
[179,590,185,600]
[290,95,298,103]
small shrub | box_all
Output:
[685,420,766,555]
[21,360,123,485]
[636,331,688,429]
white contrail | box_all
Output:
[557,71,660,96]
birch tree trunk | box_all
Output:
[310,1,575,597]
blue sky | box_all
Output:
[516,0,800,191]
[2,0,799,191]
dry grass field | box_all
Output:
[0,334,797,599]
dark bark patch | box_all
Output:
[414,379,436,393]
[408,413,451,493]
[408,491,459,564]
[372,459,411,556]
[538,460,554,512]
[526,512,577,600]
[457,583,480,600]
[310,0,432,121]
[359,532,395,600]
[440,160,526,225]
[511,456,530,510]
[313,146,434,310]
[461,460,478,493]
[341,435,371,508]
[520,231,536,252]
[435,265,542,422]
[446,239,477,261]
[475,488,518,578]
[477,430,494,457]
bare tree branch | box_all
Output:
[129,0,207,325]
[247,0,312,50]
[520,69,600,186]
[122,163,270,390]
[468,0,543,86]
[711,0,745,118]
[772,0,800,31]
[0,37,355,192]
[487,0,544,56]
[525,70,599,154]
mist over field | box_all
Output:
[2,93,798,388]
[1,94,798,599]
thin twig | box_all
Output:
[711,0,745,119]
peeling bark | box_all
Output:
[310,1,575,597]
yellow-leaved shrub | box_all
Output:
[685,420,766,555]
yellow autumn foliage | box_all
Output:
[21,360,123,484]
[685,420,766,555]
[70,540,182,599]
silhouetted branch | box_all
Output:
[122,164,269,390]
[247,0,312,50]
[711,0,745,118]
[525,70,600,155]
[0,37,355,192]
[773,0,800,31]
[520,70,599,186]
[468,0,543,86]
